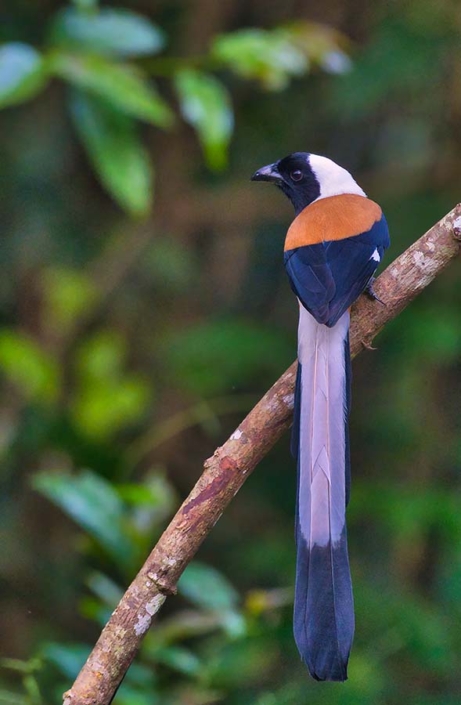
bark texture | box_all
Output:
[64,204,461,705]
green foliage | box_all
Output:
[70,91,153,215]
[175,70,233,171]
[0,658,43,705]
[0,331,60,402]
[213,29,308,90]
[33,467,178,572]
[286,21,352,73]
[26,467,255,703]
[2,2,461,705]
[49,7,165,58]
[179,562,239,611]
[42,643,90,681]
[212,29,307,90]
[71,330,150,438]
[42,642,158,703]
[72,0,98,10]
[42,267,98,331]
[0,43,48,108]
[0,5,346,214]
[211,24,350,90]
[33,469,137,566]
[153,646,201,677]
[50,52,174,127]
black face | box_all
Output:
[251,152,320,215]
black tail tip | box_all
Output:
[310,667,348,683]
[304,655,349,682]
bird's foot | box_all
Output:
[365,277,385,305]
[360,337,377,351]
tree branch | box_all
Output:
[63,205,461,705]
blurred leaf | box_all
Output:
[75,330,126,382]
[0,43,48,108]
[116,480,167,507]
[79,596,112,626]
[0,330,59,402]
[71,377,150,439]
[117,470,179,552]
[211,23,350,92]
[202,638,277,689]
[44,640,157,702]
[245,588,292,616]
[49,7,165,58]
[121,663,158,690]
[116,688,159,705]
[42,266,98,331]
[116,471,177,529]
[0,690,28,705]
[50,51,174,127]
[175,69,233,170]
[72,0,97,9]
[178,562,239,611]
[163,319,292,395]
[71,332,150,438]
[33,469,135,562]
[154,646,201,676]
[144,610,223,647]
[212,29,307,90]
[23,674,40,703]
[70,90,153,216]
[285,21,352,74]
[219,610,247,639]
[86,571,123,607]
[0,658,40,673]
[42,642,89,679]
[320,49,351,74]
[116,675,160,705]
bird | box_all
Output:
[251,152,389,682]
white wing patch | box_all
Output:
[371,248,381,262]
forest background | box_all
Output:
[1,1,461,703]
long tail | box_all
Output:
[293,306,354,681]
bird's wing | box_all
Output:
[284,215,389,326]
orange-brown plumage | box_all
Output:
[284,194,382,251]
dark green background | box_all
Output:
[1,1,461,703]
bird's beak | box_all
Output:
[251,163,283,184]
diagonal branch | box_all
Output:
[64,205,461,705]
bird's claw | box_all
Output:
[365,277,385,305]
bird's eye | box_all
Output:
[290,170,303,182]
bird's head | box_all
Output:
[251,152,365,215]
